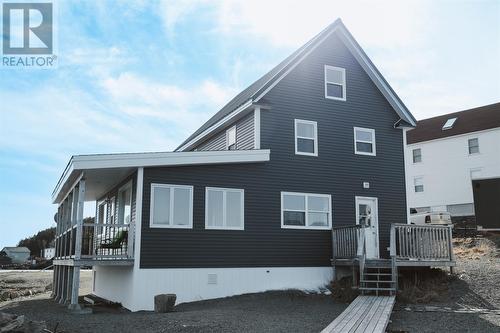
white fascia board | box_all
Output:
[52,149,270,203]
[176,100,253,152]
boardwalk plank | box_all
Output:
[321,296,396,333]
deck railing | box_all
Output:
[80,223,132,260]
[332,225,365,259]
[390,224,454,262]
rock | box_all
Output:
[9,291,19,300]
[0,291,10,301]
[154,294,176,313]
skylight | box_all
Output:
[442,117,457,130]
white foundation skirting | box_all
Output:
[93,266,333,311]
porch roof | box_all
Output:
[52,149,271,204]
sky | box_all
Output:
[0,0,499,248]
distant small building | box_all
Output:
[1,247,30,264]
[42,247,55,260]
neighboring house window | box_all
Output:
[414,177,424,193]
[226,126,237,150]
[354,127,376,156]
[205,187,244,230]
[117,181,132,224]
[468,138,479,154]
[442,117,457,130]
[150,184,193,228]
[470,168,482,180]
[281,192,332,229]
[294,119,318,156]
[324,65,346,101]
[412,148,422,163]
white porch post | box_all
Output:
[68,179,85,309]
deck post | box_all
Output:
[68,179,85,310]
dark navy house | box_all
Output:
[51,19,418,311]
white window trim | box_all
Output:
[354,127,376,156]
[280,191,332,230]
[226,126,237,150]
[324,65,346,101]
[294,119,318,157]
[413,176,424,193]
[412,148,422,164]
[149,183,194,229]
[205,187,245,230]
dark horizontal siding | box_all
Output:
[194,112,255,151]
[140,31,407,268]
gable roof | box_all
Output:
[407,102,500,144]
[175,18,416,151]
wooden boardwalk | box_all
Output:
[321,296,395,333]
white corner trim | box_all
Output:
[149,183,194,229]
[254,106,261,149]
[402,129,411,224]
[204,187,245,230]
[177,100,253,152]
[354,127,376,156]
[134,168,144,267]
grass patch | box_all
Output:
[397,268,453,304]
[328,276,359,303]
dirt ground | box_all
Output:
[1,236,499,332]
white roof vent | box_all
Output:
[442,117,457,130]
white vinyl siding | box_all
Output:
[205,187,244,230]
[281,192,332,230]
[354,127,376,156]
[294,119,318,156]
[324,65,346,101]
[150,184,193,228]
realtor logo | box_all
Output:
[2,2,56,68]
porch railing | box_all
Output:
[390,224,454,262]
[80,223,132,260]
[332,225,365,259]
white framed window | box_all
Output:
[442,117,457,130]
[414,177,424,193]
[412,148,422,163]
[354,127,376,156]
[468,138,479,155]
[205,187,244,230]
[226,126,237,150]
[150,184,193,228]
[295,119,318,156]
[281,192,332,230]
[117,181,132,224]
[470,168,482,180]
[324,65,346,101]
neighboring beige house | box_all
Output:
[1,247,30,264]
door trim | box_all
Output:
[355,196,379,259]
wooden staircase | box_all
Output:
[359,259,397,296]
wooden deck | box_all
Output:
[321,296,395,333]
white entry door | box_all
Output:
[355,197,379,259]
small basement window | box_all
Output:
[226,126,236,150]
[412,148,422,163]
[442,117,457,130]
[468,138,479,154]
[281,192,332,230]
[206,187,244,230]
[414,177,424,193]
[324,65,346,101]
[150,184,193,228]
[295,119,318,156]
[354,127,376,156]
